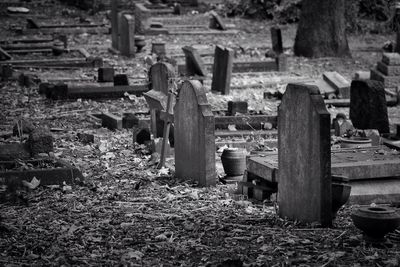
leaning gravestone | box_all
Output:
[209,11,227,31]
[174,80,216,186]
[278,83,332,226]
[350,79,389,134]
[182,46,207,77]
[211,45,234,95]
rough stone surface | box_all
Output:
[28,128,54,155]
[278,83,332,226]
[350,79,389,134]
[174,80,215,186]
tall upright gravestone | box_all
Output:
[278,83,332,226]
[349,80,389,134]
[120,14,135,57]
[174,80,216,186]
[211,45,234,95]
[111,0,119,50]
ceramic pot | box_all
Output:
[351,206,400,243]
[221,148,246,177]
[340,137,372,148]
[134,36,146,52]
[331,175,351,217]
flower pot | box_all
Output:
[340,137,372,148]
[351,206,400,243]
[221,148,246,177]
[331,175,351,217]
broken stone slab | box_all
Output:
[102,112,123,130]
[377,61,400,76]
[381,53,400,65]
[0,158,83,186]
[370,68,400,88]
[323,71,350,99]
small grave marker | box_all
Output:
[350,80,390,134]
[174,80,216,186]
[270,27,283,54]
[211,45,233,95]
[278,83,332,226]
[98,67,114,82]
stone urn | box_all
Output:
[340,137,372,148]
[221,148,246,178]
[134,36,146,53]
[331,175,351,217]
[351,206,400,243]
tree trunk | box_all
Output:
[294,0,350,58]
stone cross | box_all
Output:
[278,83,332,226]
[174,80,216,186]
[211,45,234,95]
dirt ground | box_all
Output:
[1,1,400,266]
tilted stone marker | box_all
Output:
[323,71,350,99]
[278,83,332,226]
[209,11,227,31]
[182,46,207,77]
[270,26,283,54]
[211,45,233,95]
[111,0,119,50]
[134,3,151,34]
[350,80,389,134]
[174,80,216,186]
[120,14,135,57]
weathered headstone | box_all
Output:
[111,0,119,50]
[211,45,233,95]
[114,74,129,86]
[270,26,283,54]
[120,14,135,57]
[182,46,207,77]
[134,3,151,35]
[228,101,248,115]
[145,62,176,140]
[350,80,389,134]
[209,11,227,31]
[151,42,166,57]
[174,80,216,186]
[278,83,332,226]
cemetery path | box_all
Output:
[1,1,400,266]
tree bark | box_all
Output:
[294,0,350,58]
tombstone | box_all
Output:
[174,80,216,186]
[270,27,283,54]
[114,74,129,86]
[120,14,135,57]
[134,3,151,35]
[111,0,119,50]
[349,80,389,134]
[98,67,114,82]
[209,11,227,31]
[151,42,166,57]
[278,83,332,226]
[182,46,207,77]
[211,45,234,95]
[145,62,176,139]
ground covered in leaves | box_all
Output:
[1,1,400,266]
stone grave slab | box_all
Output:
[350,79,389,134]
[278,83,332,226]
[174,80,215,186]
[211,45,233,95]
[323,71,350,99]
